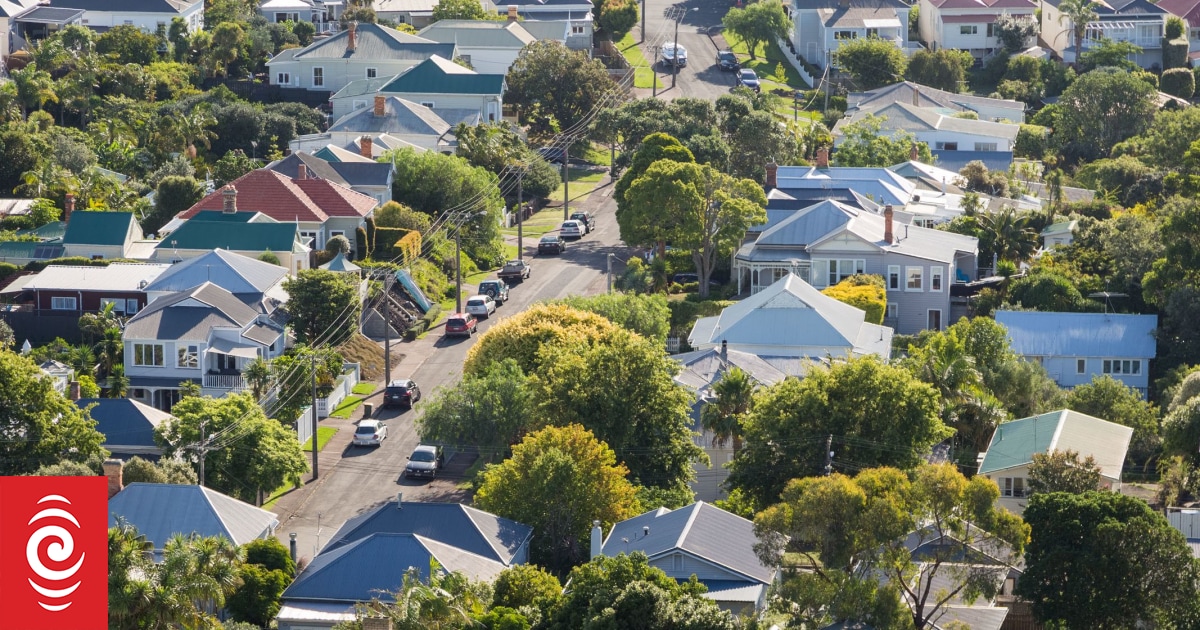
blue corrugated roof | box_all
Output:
[995,310,1157,358]
[75,398,171,449]
[107,483,278,551]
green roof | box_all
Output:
[380,56,504,96]
[15,221,65,240]
[978,411,1063,474]
[191,210,258,223]
[159,219,302,253]
[62,211,136,246]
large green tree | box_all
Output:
[834,36,908,90]
[833,114,932,167]
[416,358,531,457]
[504,40,617,131]
[904,49,973,93]
[1027,449,1102,494]
[1066,375,1160,462]
[721,0,792,61]
[1018,491,1200,628]
[432,0,494,21]
[598,0,639,40]
[283,269,361,346]
[0,350,105,475]
[96,24,160,65]
[1055,66,1157,161]
[546,292,671,344]
[454,122,560,198]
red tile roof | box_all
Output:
[181,169,343,223]
[293,179,377,218]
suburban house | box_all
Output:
[374,0,438,28]
[764,160,918,207]
[142,248,291,316]
[847,81,1026,123]
[734,190,979,334]
[11,262,168,316]
[258,0,341,32]
[277,499,533,629]
[488,0,594,50]
[107,481,280,559]
[154,210,312,274]
[1167,508,1200,558]
[266,151,395,207]
[597,502,779,614]
[75,398,172,458]
[994,310,1157,397]
[328,56,506,124]
[62,210,145,260]
[266,21,457,93]
[37,359,74,395]
[689,274,894,361]
[0,0,39,54]
[792,0,917,68]
[297,94,467,155]
[1041,0,1169,68]
[917,0,1038,60]
[672,344,788,501]
[416,18,536,75]
[123,281,288,410]
[44,0,204,32]
[833,101,1021,169]
[978,409,1134,514]
[1040,219,1077,249]
[1159,0,1200,63]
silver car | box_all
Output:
[353,420,387,447]
[465,294,497,319]
[560,220,585,240]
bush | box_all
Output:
[1162,67,1196,100]
[821,276,886,324]
[1015,124,1050,158]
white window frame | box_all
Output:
[1103,359,1141,375]
[935,141,959,151]
[906,266,923,291]
[133,343,165,367]
[50,296,77,310]
[420,101,436,108]
[887,265,901,291]
[366,67,378,79]
[571,24,585,34]
[1001,477,1026,498]
[299,230,319,247]
[177,344,199,369]
[931,266,944,292]
[887,303,898,319]
[835,30,857,40]
[928,309,942,331]
[276,72,291,85]
[974,142,998,152]
[960,25,978,35]
[100,297,126,314]
[827,259,866,287]
[353,99,368,110]
[1077,359,1086,374]
[312,66,324,87]
[330,230,345,239]
[126,299,139,314]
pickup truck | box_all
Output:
[477,279,510,304]
[497,259,532,283]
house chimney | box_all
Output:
[508,5,518,21]
[64,193,75,224]
[590,520,603,559]
[884,204,894,244]
[362,618,393,630]
[297,163,307,180]
[909,143,919,161]
[289,532,297,564]
[816,146,829,169]
[347,21,357,52]
[103,459,123,498]
[396,492,403,508]
[68,380,80,401]
[721,339,728,360]
[222,185,238,213]
[838,0,849,8]
[765,160,778,189]
[913,85,920,106]
[360,135,373,158]
[374,95,386,117]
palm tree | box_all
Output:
[243,357,273,400]
[107,364,129,399]
[96,326,123,377]
[174,107,217,158]
[701,367,756,451]
[978,206,1038,264]
[10,62,57,119]
[15,162,70,197]
[904,333,1008,456]
[1058,0,1099,67]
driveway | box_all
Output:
[637,0,739,102]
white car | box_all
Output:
[465,294,497,319]
[661,42,688,67]
[353,420,387,447]
[560,220,585,240]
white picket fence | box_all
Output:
[779,38,817,88]
[314,363,362,418]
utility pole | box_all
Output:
[383,271,394,386]
[671,12,680,90]
[824,434,833,476]
[562,140,571,220]
[823,53,831,115]
[794,90,799,122]
[516,167,524,261]
[607,253,614,293]
[198,418,207,487]
[455,229,463,312]
[652,47,660,97]
[640,0,646,43]
[310,352,319,480]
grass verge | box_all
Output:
[352,382,376,396]
[722,31,809,90]
[547,168,607,204]
[329,396,365,419]
[457,452,501,490]
[263,426,339,509]
[617,32,664,90]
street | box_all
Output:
[638,0,739,101]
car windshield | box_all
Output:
[505,260,522,267]
[411,451,436,462]
[719,51,735,59]
[541,236,557,242]
[467,299,483,306]
[449,318,467,326]
[355,425,376,435]
[388,386,409,394]
[741,70,757,79]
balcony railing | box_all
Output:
[204,373,246,391]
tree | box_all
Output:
[504,40,617,131]
[821,274,887,324]
[1018,491,1200,628]
[724,108,799,182]
[96,24,160,65]
[0,350,105,475]
[374,201,432,232]
[700,367,755,451]
[149,175,203,234]
[1006,269,1094,311]
[432,0,493,21]
[228,539,294,627]
[1162,67,1196,99]
[0,129,40,195]
[155,392,308,502]
[598,0,638,40]
[624,161,767,297]
[243,356,272,399]
[1058,0,1099,68]
[833,114,932,167]
[614,131,695,213]
[416,358,530,456]
[546,292,671,345]
[258,250,281,266]
[1079,38,1140,72]
[342,565,489,629]
[10,62,57,118]
[905,49,973,93]
[728,356,953,507]
[0,320,12,350]
[212,149,258,187]
[754,464,1029,630]
[475,424,642,573]
[1028,449,1102,494]
[994,13,1039,53]
[834,37,908,90]
[1066,375,1159,462]
[492,564,562,611]
[721,0,792,61]
[1163,396,1200,466]
[325,234,351,256]
[283,269,361,345]
[1056,67,1156,161]
[959,160,1009,196]
[211,22,246,76]
[266,345,344,424]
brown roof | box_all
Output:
[180,170,332,223]
[1158,0,1200,21]
[293,179,377,218]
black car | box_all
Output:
[384,379,421,409]
[538,234,566,255]
[717,50,740,71]
[737,68,761,93]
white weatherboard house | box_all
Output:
[978,409,1133,515]
[44,0,204,32]
[834,101,1021,154]
[847,81,1027,123]
[1040,0,1169,68]
[416,18,536,75]
[917,0,1038,60]
[792,0,917,68]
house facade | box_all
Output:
[1,0,38,54]
[328,56,506,124]
[994,310,1157,397]
[62,210,145,260]
[793,0,917,68]
[834,101,1021,157]
[17,263,168,316]
[258,0,341,32]
[47,0,203,33]
[917,0,1037,59]
[374,0,438,28]
[416,18,536,75]
[1041,0,1168,68]
[489,0,594,50]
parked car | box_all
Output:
[477,279,510,304]
[570,211,595,232]
[498,259,532,283]
[560,220,585,240]
[405,443,444,479]
[737,68,761,93]
[353,420,388,447]
[444,312,478,337]
[465,294,497,319]
[717,50,740,71]
[661,42,688,67]
[383,379,421,409]
[538,234,566,255]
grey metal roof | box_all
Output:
[287,23,452,60]
[320,251,361,272]
[324,500,532,565]
[144,249,288,296]
[283,533,508,603]
[848,81,1025,119]
[994,311,1157,358]
[836,102,1021,141]
[819,4,905,27]
[927,605,1008,630]
[0,0,38,18]
[125,282,261,342]
[488,0,591,7]
[76,398,173,449]
[600,502,775,584]
[672,347,788,392]
[930,150,1014,173]
[107,483,278,552]
[24,263,169,291]
[268,152,393,188]
[519,19,569,39]
[774,166,916,207]
[417,20,536,48]
[15,6,84,22]
[46,0,196,11]
[329,96,452,136]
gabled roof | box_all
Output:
[107,483,278,552]
[380,55,506,95]
[144,249,288,296]
[926,0,1034,8]
[488,0,592,7]
[818,4,906,28]
[0,0,38,18]
[979,409,1134,478]
[124,281,262,341]
[1040,219,1077,236]
[62,211,140,246]
[15,220,66,241]
[181,169,353,223]
[994,310,1157,359]
[22,263,169,292]
[328,96,453,136]
[293,179,378,217]
[157,217,305,253]
[848,81,1025,121]
[279,22,452,61]
[774,166,917,207]
[324,500,532,566]
[836,101,1021,141]
[267,152,394,188]
[417,19,537,48]
[44,0,198,12]
[672,347,789,392]
[320,251,361,272]
[76,398,172,449]
[600,502,775,585]
[1158,0,1200,22]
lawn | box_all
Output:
[329,395,365,419]
[352,383,376,396]
[502,205,572,238]
[721,30,810,91]
[263,426,339,509]
[617,32,664,90]
[547,168,607,204]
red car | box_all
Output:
[444,312,478,338]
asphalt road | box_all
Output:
[639,0,740,102]
[276,180,627,560]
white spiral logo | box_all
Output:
[26,495,85,612]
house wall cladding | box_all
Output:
[3,312,85,345]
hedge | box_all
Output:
[821,278,886,324]
[1163,37,1190,70]
[1162,67,1195,100]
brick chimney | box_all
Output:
[347,21,357,52]
[909,143,919,161]
[884,204,894,244]
[374,94,386,117]
[508,5,518,21]
[63,193,75,224]
[103,459,124,498]
[297,163,307,180]
[362,618,393,630]
[815,146,829,169]
[765,160,778,189]
[222,185,237,214]
[360,135,373,158]
[68,380,80,401]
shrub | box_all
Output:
[1162,67,1196,100]
[821,276,886,324]
[1015,124,1049,159]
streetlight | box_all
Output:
[454,211,488,313]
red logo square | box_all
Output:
[0,476,108,630]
